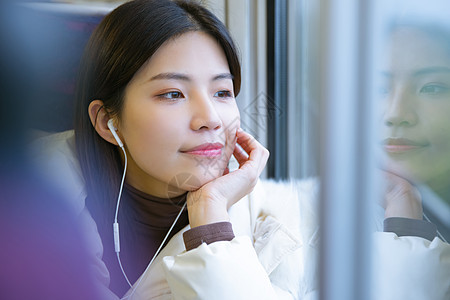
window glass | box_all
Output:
[296,1,450,299]
[372,1,450,299]
[375,0,450,242]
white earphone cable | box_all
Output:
[112,143,187,299]
[423,212,447,243]
[122,200,187,300]
[113,144,132,288]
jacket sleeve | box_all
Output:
[372,232,450,300]
[162,236,282,300]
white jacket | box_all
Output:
[31,130,450,300]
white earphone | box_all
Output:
[107,119,124,147]
[107,119,187,299]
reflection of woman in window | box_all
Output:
[379,22,450,242]
[371,11,450,299]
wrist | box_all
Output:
[187,196,229,228]
[384,203,422,220]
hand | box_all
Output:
[382,171,423,220]
[186,129,269,228]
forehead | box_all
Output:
[132,31,230,83]
[383,27,450,73]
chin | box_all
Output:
[166,167,224,194]
[192,168,225,188]
[385,161,423,183]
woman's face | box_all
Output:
[117,31,240,198]
[379,27,450,184]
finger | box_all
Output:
[235,129,263,167]
[239,142,269,176]
[236,129,258,154]
[247,146,269,175]
[381,169,412,191]
[233,143,249,167]
[229,129,269,183]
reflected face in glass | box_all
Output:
[118,31,240,198]
[379,27,450,184]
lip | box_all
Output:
[181,142,224,157]
[382,138,429,154]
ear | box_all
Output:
[88,100,122,146]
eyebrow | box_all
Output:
[149,72,234,82]
[379,66,450,78]
[412,66,450,77]
[212,73,234,81]
[150,72,189,81]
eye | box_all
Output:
[157,91,185,100]
[214,90,233,98]
[377,77,391,97]
[419,84,450,95]
[378,85,390,97]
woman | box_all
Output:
[70,0,301,299]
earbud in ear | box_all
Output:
[107,119,124,147]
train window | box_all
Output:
[7,0,448,299]
[210,0,450,299]
[311,0,450,299]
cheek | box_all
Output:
[222,104,240,133]
[430,126,450,155]
[123,108,186,162]
[424,107,450,144]
[220,106,240,152]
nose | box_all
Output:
[383,87,418,128]
[190,92,222,131]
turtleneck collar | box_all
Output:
[107,183,189,294]
[122,183,188,229]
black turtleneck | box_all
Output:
[106,183,189,295]
[103,183,235,297]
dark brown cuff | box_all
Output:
[183,222,235,251]
[384,217,437,241]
